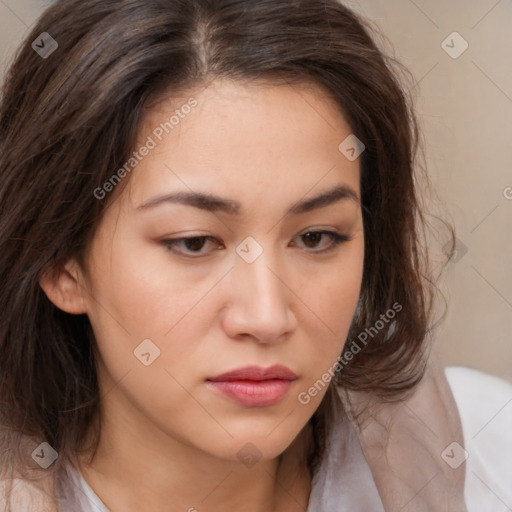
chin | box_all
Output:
[206,423,308,466]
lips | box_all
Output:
[206,365,297,407]
[207,365,297,382]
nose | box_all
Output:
[221,245,297,344]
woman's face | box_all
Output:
[77,78,364,462]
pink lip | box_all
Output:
[206,365,297,407]
[208,365,297,382]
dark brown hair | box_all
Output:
[0,0,454,491]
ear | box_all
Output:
[38,259,88,315]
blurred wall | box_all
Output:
[1,0,511,382]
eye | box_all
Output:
[162,236,223,257]
[292,230,351,253]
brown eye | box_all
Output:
[302,232,323,248]
[183,237,207,251]
[162,236,222,257]
[294,231,350,253]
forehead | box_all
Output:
[122,78,361,215]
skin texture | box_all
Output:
[39,78,365,512]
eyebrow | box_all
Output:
[136,184,360,216]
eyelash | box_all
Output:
[161,230,351,258]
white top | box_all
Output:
[56,367,512,511]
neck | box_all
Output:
[76,386,313,512]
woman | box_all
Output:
[0,1,510,511]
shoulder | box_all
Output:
[444,366,512,511]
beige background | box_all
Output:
[1,0,511,382]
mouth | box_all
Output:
[206,365,297,407]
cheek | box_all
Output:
[83,242,222,431]
[313,243,364,348]
[297,242,364,373]
[87,237,221,339]
[299,241,364,330]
